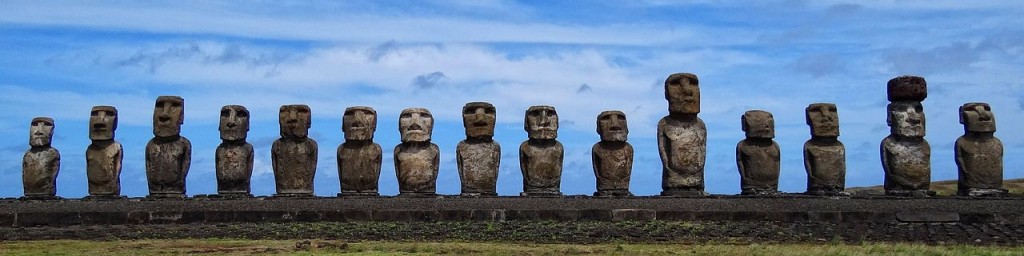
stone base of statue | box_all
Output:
[211,193,253,199]
[741,188,780,196]
[594,189,633,197]
[660,189,708,197]
[398,192,437,198]
[960,188,1008,197]
[146,193,186,200]
[520,190,562,197]
[273,193,315,198]
[83,195,126,200]
[338,191,380,197]
[806,189,850,197]
[459,192,498,197]
[886,189,936,197]
[19,195,60,200]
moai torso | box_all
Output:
[457,102,500,196]
[593,111,633,196]
[881,137,930,191]
[737,110,780,195]
[273,104,317,196]
[338,106,382,196]
[658,73,707,196]
[146,96,191,197]
[881,76,932,196]
[955,102,1005,196]
[394,108,439,196]
[23,117,60,198]
[216,105,254,196]
[803,103,847,195]
[520,105,563,196]
[86,106,122,197]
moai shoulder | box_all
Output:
[338,106,383,197]
[520,105,563,197]
[86,105,123,199]
[395,108,440,197]
[457,102,500,197]
[146,96,191,199]
[23,117,60,199]
[955,102,1006,197]
[658,72,708,197]
[216,105,254,197]
[737,110,780,196]
[272,104,317,197]
[881,76,933,197]
[592,110,633,197]
[803,103,847,196]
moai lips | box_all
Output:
[737,110,781,196]
[272,104,317,197]
[955,102,1006,197]
[23,117,60,199]
[457,102,500,197]
[338,106,382,197]
[216,105,253,197]
[659,73,707,197]
[592,111,633,197]
[520,105,564,197]
[395,108,439,197]
[86,106,123,199]
[803,103,847,196]
[146,96,191,198]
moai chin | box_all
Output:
[803,103,848,196]
[457,102,500,197]
[737,110,781,196]
[272,104,317,197]
[658,73,708,197]
[520,105,564,197]
[146,96,191,198]
[86,106,123,199]
[955,102,1006,197]
[592,111,633,197]
[338,106,382,197]
[23,117,60,199]
[881,76,934,197]
[394,108,440,197]
[216,105,254,197]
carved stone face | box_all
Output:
[343,106,377,141]
[597,111,628,142]
[399,108,433,143]
[887,101,925,137]
[960,102,995,133]
[279,104,311,139]
[525,105,558,140]
[89,106,117,141]
[153,96,184,137]
[462,102,496,139]
[219,105,249,141]
[665,73,700,114]
[742,110,774,139]
[806,103,839,137]
[29,117,54,147]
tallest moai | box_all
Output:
[881,76,934,197]
[659,73,708,197]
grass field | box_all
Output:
[1,240,1023,255]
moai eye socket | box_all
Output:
[91,111,99,117]
[400,113,412,118]
[528,110,541,117]
[484,107,496,114]
[600,115,612,121]
[914,104,923,112]
[221,109,231,117]
[298,108,310,114]
[421,112,432,119]
[464,108,476,115]
[171,102,182,107]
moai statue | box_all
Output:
[216,105,254,197]
[272,104,317,197]
[22,117,60,199]
[394,108,440,197]
[145,96,191,198]
[592,111,633,197]
[736,110,781,196]
[520,105,563,197]
[658,73,708,196]
[803,103,848,196]
[338,106,382,197]
[86,106,123,199]
[457,102,500,197]
[881,76,934,197]
[955,102,1007,197]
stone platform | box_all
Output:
[2,195,1023,227]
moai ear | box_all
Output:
[741,113,749,132]
[958,104,967,125]
[885,104,893,127]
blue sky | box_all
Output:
[1,0,1022,197]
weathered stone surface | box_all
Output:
[86,106,123,197]
[592,111,633,197]
[803,103,847,196]
[216,105,253,196]
[395,108,439,196]
[882,77,933,197]
[457,102,500,196]
[273,104,317,196]
[520,105,563,196]
[737,110,780,195]
[658,73,707,196]
[955,102,1006,197]
[146,96,191,198]
[23,117,59,199]
[338,106,382,196]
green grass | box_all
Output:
[1,240,1022,255]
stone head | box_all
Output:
[525,105,558,140]
[887,101,925,137]
[742,110,774,139]
[279,104,312,139]
[29,117,54,147]
[960,102,995,133]
[153,96,184,137]
[805,103,839,137]
[462,102,496,140]
[399,108,433,143]
[596,110,628,142]
[219,105,249,141]
[886,75,927,102]
[343,106,377,141]
[89,106,118,141]
[665,73,700,114]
